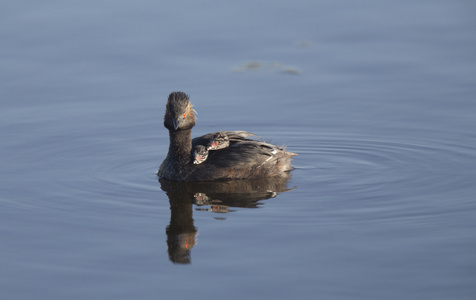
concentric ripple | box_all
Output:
[293,134,476,198]
[65,134,164,206]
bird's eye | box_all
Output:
[183,112,186,117]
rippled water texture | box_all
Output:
[1,1,476,299]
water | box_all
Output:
[1,1,476,299]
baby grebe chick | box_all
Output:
[193,145,209,165]
[207,132,230,150]
[157,91,297,182]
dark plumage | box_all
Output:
[157,91,297,182]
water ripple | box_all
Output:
[293,134,476,197]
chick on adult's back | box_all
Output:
[157,92,296,182]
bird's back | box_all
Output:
[186,131,296,181]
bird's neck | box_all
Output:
[167,129,192,165]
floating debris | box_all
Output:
[244,61,262,70]
[232,61,301,75]
[282,67,301,75]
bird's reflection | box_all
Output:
[160,176,294,264]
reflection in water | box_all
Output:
[160,176,294,264]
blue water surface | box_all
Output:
[1,1,475,299]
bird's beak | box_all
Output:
[173,118,181,130]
